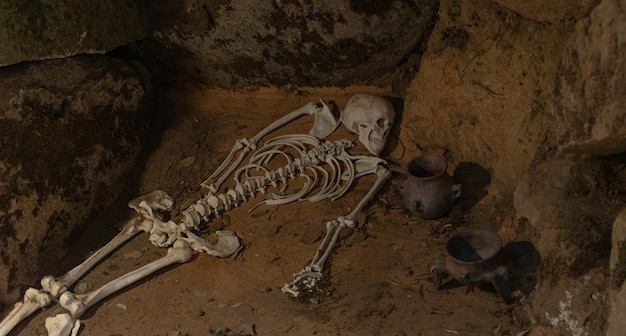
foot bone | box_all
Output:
[45,313,80,336]
[0,287,51,336]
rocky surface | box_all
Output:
[0,55,152,306]
[398,0,566,194]
[0,0,147,66]
[608,208,626,336]
[493,0,597,22]
[399,0,625,333]
[139,0,438,89]
[513,157,624,278]
[555,0,626,157]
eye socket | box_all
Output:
[376,118,386,127]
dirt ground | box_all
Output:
[11,84,535,335]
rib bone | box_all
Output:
[59,240,192,319]
[183,135,356,230]
[202,102,320,192]
[0,287,51,336]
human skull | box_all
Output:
[340,94,395,156]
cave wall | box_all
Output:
[1,0,626,334]
[400,0,625,334]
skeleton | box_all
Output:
[0,93,395,335]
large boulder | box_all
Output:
[0,55,152,305]
[140,0,438,88]
[554,0,626,157]
[0,0,148,66]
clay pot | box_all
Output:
[434,230,511,303]
[398,155,461,219]
[444,229,503,285]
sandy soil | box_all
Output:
[11,84,533,336]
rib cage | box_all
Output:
[180,134,356,229]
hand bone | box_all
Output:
[59,240,192,319]
[128,190,174,220]
[282,164,391,297]
[0,287,51,336]
[177,229,242,257]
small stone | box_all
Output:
[75,282,88,294]
[178,156,196,168]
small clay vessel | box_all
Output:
[397,155,461,219]
[434,230,511,303]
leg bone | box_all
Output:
[42,190,171,297]
[0,287,51,336]
[41,217,153,298]
[59,240,192,319]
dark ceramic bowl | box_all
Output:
[446,230,502,264]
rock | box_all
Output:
[139,0,438,88]
[513,157,624,278]
[493,0,596,23]
[399,0,570,192]
[530,270,609,336]
[0,0,148,66]
[555,0,626,157]
[0,55,152,305]
[608,208,626,335]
